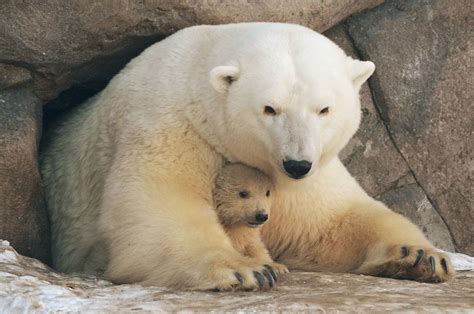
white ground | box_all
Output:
[1,240,473,312]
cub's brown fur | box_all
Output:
[214,163,289,275]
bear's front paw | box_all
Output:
[362,245,455,283]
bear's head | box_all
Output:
[213,163,273,227]
[209,28,374,181]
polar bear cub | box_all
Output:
[213,163,289,276]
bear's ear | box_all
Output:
[348,58,375,90]
[210,65,240,93]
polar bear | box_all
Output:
[213,163,289,283]
[40,23,454,290]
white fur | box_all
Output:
[40,23,453,289]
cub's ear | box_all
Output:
[210,65,240,93]
[347,58,375,90]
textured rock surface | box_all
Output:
[329,26,455,252]
[377,184,456,252]
[0,90,50,264]
[0,242,474,313]
[1,241,473,312]
[0,0,382,104]
[0,64,32,90]
[346,0,473,254]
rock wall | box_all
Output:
[344,0,473,254]
[0,0,382,102]
[0,89,50,264]
[0,0,472,262]
[328,25,456,252]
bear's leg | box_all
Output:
[303,198,456,282]
[99,179,274,291]
[267,159,455,283]
[272,198,455,282]
[349,201,455,283]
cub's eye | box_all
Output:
[319,107,330,115]
[239,191,249,198]
[264,106,277,115]
[266,190,271,197]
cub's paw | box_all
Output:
[266,262,289,275]
[363,245,455,283]
[248,258,289,281]
[203,257,277,291]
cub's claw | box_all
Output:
[265,261,290,275]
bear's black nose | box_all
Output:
[255,211,268,223]
[283,160,312,179]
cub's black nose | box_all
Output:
[283,160,312,179]
[255,211,268,223]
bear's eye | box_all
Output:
[264,106,277,115]
[319,107,330,115]
[239,191,249,198]
[266,190,271,197]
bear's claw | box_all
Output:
[441,258,448,274]
[234,272,244,287]
[253,271,266,289]
[262,269,274,288]
[401,246,409,258]
[413,249,425,267]
[264,264,277,282]
[429,256,436,273]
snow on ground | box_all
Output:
[1,240,473,313]
[444,251,474,271]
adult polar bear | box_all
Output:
[41,23,453,290]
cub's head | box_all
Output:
[213,163,273,227]
[209,27,374,180]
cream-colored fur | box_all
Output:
[213,163,289,275]
[40,23,453,291]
